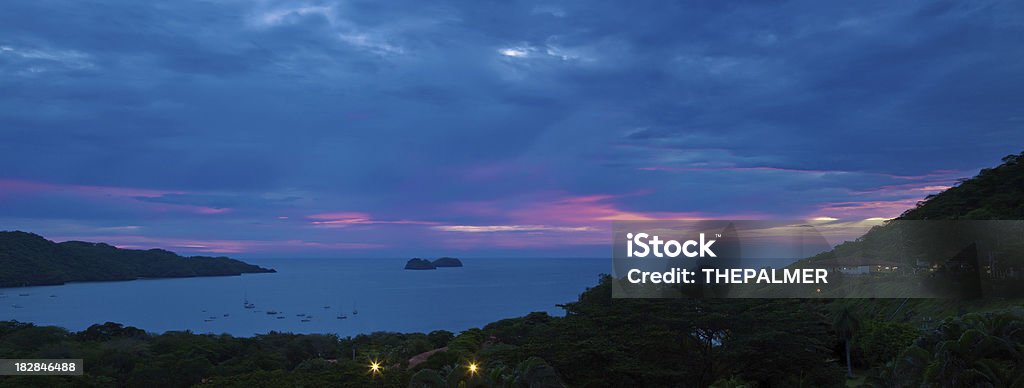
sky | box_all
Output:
[1,0,1023,258]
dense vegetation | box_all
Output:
[899,151,1024,220]
[0,232,274,288]
[798,153,1024,298]
[807,152,1024,386]
[865,310,1024,387]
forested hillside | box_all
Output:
[0,231,274,288]
[899,151,1024,220]
[807,151,1024,266]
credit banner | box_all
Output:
[611,220,1024,299]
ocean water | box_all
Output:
[0,258,608,337]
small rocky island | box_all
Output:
[432,257,463,267]
[404,258,436,270]
[404,257,464,270]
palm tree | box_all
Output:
[929,314,1022,386]
[833,306,861,378]
[868,311,1024,387]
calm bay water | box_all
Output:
[0,258,607,337]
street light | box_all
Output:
[368,360,382,376]
[467,361,479,375]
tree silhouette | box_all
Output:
[833,306,861,378]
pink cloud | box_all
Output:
[432,225,595,233]
[48,235,385,254]
[194,206,232,214]
[638,165,969,181]
[434,229,609,249]
[0,178,183,198]
[307,211,438,227]
[308,212,372,223]
[0,178,233,215]
[809,198,922,220]
[851,181,953,196]
[138,203,232,215]
[639,165,839,176]
[431,192,765,249]
[502,193,724,225]
[445,192,768,232]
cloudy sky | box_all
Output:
[1,0,1022,257]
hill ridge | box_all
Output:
[0,231,275,288]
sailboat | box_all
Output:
[352,302,358,316]
[337,301,351,319]
[243,292,255,309]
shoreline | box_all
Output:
[0,270,277,289]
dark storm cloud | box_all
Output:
[1,0,1022,256]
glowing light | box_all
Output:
[368,360,382,375]
[467,362,479,375]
